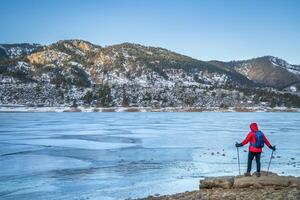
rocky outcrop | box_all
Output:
[27,50,70,65]
[142,172,300,200]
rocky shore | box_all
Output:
[141,172,300,200]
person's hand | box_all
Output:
[235,142,243,147]
[270,145,276,151]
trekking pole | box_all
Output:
[267,146,275,176]
[236,146,241,175]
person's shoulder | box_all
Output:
[247,131,254,136]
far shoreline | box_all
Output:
[1,106,299,113]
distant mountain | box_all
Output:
[0,39,300,109]
[210,56,300,89]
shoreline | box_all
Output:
[0,105,299,113]
[140,171,300,200]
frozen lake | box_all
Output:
[0,112,299,200]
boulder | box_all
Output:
[233,171,300,188]
[200,176,234,189]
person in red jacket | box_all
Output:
[235,123,276,177]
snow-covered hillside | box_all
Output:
[270,56,300,76]
[224,56,300,89]
[0,40,300,109]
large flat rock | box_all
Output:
[200,176,234,189]
[200,171,300,189]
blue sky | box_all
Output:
[1,0,299,64]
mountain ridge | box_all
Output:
[1,40,299,65]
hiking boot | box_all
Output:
[244,172,251,176]
[256,172,261,177]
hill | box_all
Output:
[1,40,300,110]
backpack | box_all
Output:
[252,131,264,148]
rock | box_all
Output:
[233,171,291,188]
[253,182,263,189]
[27,50,70,65]
[221,192,236,200]
[200,176,234,189]
[290,183,298,188]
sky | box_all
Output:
[1,0,299,64]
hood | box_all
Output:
[250,123,259,132]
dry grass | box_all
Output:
[101,108,116,112]
[124,107,141,112]
[235,107,254,112]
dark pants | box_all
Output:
[247,152,261,173]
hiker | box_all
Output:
[235,122,276,177]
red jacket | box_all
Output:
[242,123,272,153]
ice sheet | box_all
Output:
[0,112,299,200]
